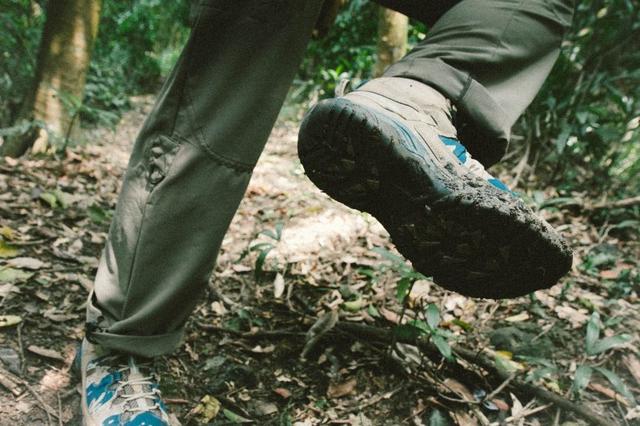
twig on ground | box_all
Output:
[23,382,57,424]
[340,385,403,415]
[0,366,22,396]
[17,321,26,376]
[57,392,63,426]
[196,322,304,339]
[586,196,640,211]
[505,402,553,424]
[485,372,517,401]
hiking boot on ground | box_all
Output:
[297,77,572,299]
[78,339,170,426]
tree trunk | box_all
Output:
[1,0,101,158]
[374,7,408,77]
[314,0,347,38]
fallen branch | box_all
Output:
[0,366,22,396]
[199,320,616,426]
[335,323,616,426]
[586,195,640,211]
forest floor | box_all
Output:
[0,98,639,426]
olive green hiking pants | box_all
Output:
[86,0,574,357]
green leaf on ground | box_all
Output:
[39,192,59,208]
[343,298,365,312]
[0,240,20,258]
[393,324,422,341]
[0,267,33,283]
[396,276,412,302]
[572,364,593,396]
[589,334,631,355]
[426,303,440,329]
[432,334,454,361]
[87,204,112,224]
[595,367,635,404]
[585,312,600,354]
[222,408,253,423]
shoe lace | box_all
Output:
[101,355,163,414]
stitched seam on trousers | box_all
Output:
[456,73,474,104]
[177,7,257,172]
[173,133,254,173]
[487,0,527,72]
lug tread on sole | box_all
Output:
[298,99,572,299]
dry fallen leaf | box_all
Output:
[505,312,529,322]
[554,305,589,328]
[327,377,357,399]
[273,273,285,299]
[443,378,475,402]
[273,387,291,399]
[588,382,630,406]
[623,355,640,385]
[0,315,22,328]
[27,345,65,362]
[251,344,275,354]
[7,257,49,270]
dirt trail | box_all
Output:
[0,98,638,425]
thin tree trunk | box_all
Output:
[314,0,347,38]
[374,7,408,77]
[2,0,101,158]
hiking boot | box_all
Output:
[297,77,572,298]
[78,339,170,426]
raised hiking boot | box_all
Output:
[297,77,572,299]
[78,339,170,426]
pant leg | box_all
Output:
[374,0,461,26]
[384,0,575,166]
[86,0,324,358]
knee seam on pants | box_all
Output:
[172,132,254,173]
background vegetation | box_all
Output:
[2,0,637,206]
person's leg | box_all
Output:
[384,0,575,165]
[85,0,324,358]
[298,0,575,298]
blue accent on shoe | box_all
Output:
[87,371,121,408]
[488,178,510,192]
[102,415,120,426]
[439,135,468,162]
[124,412,168,426]
[102,411,168,426]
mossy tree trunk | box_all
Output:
[2,0,101,158]
[374,7,408,77]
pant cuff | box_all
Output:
[87,327,185,358]
[85,290,185,358]
[384,57,510,167]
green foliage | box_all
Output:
[514,0,640,200]
[584,311,630,356]
[0,0,46,128]
[83,0,192,123]
[372,247,454,360]
[571,311,634,403]
[238,223,284,281]
[0,0,192,131]
[294,1,379,102]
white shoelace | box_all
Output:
[96,355,163,413]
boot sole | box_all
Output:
[298,98,572,299]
